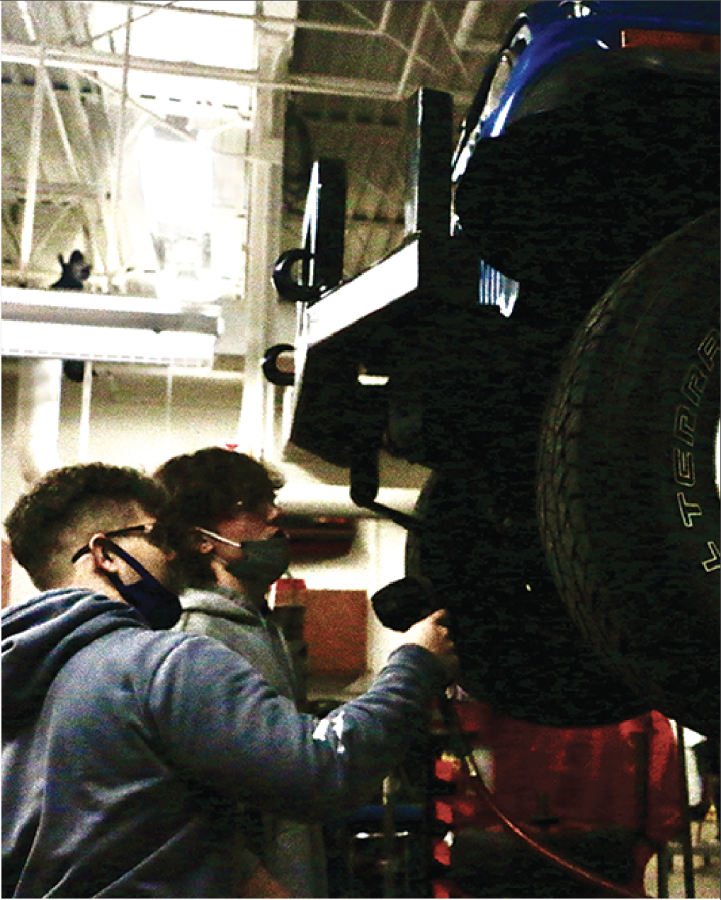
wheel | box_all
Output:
[537,210,720,738]
[406,467,649,728]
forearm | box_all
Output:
[153,638,445,820]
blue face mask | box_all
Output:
[103,540,181,630]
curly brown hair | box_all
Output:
[154,447,284,588]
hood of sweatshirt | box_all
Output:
[179,586,269,625]
[2,588,145,723]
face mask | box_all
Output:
[199,528,291,588]
[103,540,181,630]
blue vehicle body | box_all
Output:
[485,2,719,135]
[453,0,720,313]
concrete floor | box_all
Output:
[644,819,720,899]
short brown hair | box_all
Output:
[4,463,168,591]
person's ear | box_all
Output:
[88,534,121,573]
[193,528,215,555]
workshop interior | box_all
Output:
[1,1,719,897]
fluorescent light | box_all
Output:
[2,321,216,366]
[357,374,389,386]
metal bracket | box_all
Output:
[272,158,346,303]
[349,436,423,531]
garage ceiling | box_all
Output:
[2,0,528,290]
[283,0,527,275]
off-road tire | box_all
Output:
[537,210,720,738]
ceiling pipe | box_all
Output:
[19,53,44,279]
[107,6,133,283]
[12,359,63,486]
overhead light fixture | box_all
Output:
[138,126,216,304]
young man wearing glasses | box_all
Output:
[155,447,323,897]
[2,462,455,899]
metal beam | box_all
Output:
[64,70,114,277]
[2,178,95,201]
[396,0,433,100]
[2,286,221,335]
[37,64,107,275]
[108,5,133,279]
[2,39,475,102]
[19,58,44,275]
[429,1,473,87]
[454,0,499,54]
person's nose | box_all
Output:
[267,503,282,523]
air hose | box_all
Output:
[436,691,646,899]
[371,576,647,898]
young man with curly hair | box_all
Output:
[156,446,324,896]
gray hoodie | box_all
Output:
[176,587,324,897]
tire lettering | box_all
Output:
[702,542,720,573]
[673,448,695,487]
[676,492,702,527]
[697,328,720,371]
[673,406,695,447]
[681,366,708,407]
[672,331,716,542]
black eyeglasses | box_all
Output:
[235,497,278,519]
[71,522,168,563]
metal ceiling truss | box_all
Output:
[2,1,518,291]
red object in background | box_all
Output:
[278,514,357,561]
[2,539,12,609]
[429,698,684,897]
[303,590,367,678]
[273,577,307,606]
[272,582,367,679]
[432,837,452,867]
[279,588,367,680]
[461,703,682,847]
